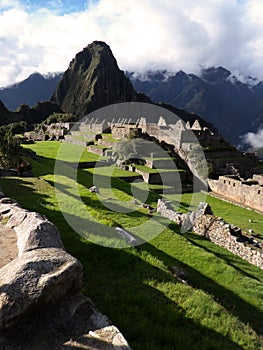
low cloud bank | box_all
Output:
[242,128,263,149]
[1,0,263,86]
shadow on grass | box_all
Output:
[78,242,244,350]
[144,229,263,335]
[1,176,262,349]
[184,231,263,283]
[1,178,252,350]
[32,154,159,206]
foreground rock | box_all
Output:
[0,223,17,269]
[0,293,130,350]
[0,191,131,349]
[7,210,64,256]
[0,248,82,329]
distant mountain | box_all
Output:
[128,67,263,144]
[0,100,63,126]
[51,41,150,117]
[0,41,213,131]
[0,72,63,111]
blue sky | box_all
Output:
[0,0,263,87]
[19,0,93,14]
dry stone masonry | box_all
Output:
[208,174,263,213]
[157,200,263,269]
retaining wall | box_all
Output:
[157,200,263,269]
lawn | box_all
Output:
[1,141,262,350]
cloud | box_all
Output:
[242,128,263,149]
[1,0,263,86]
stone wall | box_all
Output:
[193,214,263,268]
[208,175,263,212]
[135,169,186,185]
[78,120,109,134]
[112,124,138,139]
[87,145,107,156]
[157,200,263,269]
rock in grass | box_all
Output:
[89,186,100,193]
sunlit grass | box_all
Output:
[1,141,262,349]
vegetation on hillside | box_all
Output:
[0,130,31,172]
[43,112,77,125]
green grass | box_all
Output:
[1,141,263,350]
[23,141,100,162]
[135,164,184,174]
[89,165,144,179]
[101,133,119,142]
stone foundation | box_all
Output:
[157,200,263,269]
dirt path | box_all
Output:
[0,222,17,269]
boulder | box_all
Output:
[0,198,21,220]
[8,211,64,256]
[0,247,83,329]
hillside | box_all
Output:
[51,41,150,117]
[129,68,263,144]
[0,100,62,126]
[2,141,262,350]
[0,72,62,111]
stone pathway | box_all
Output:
[0,222,17,269]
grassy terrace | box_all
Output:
[1,141,263,349]
[135,164,185,174]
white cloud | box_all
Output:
[242,128,263,149]
[1,0,263,86]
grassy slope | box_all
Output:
[1,141,262,350]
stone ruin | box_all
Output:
[0,188,131,349]
[157,200,263,269]
[208,174,263,213]
[22,115,262,210]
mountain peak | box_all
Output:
[51,41,148,117]
[201,66,231,83]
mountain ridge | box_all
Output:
[0,72,63,111]
[128,67,263,144]
[1,43,263,145]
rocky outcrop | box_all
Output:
[7,210,64,256]
[51,41,150,117]
[0,247,82,329]
[0,293,131,350]
[0,197,82,329]
[0,193,131,349]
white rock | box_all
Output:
[0,248,83,329]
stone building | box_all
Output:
[208,175,263,212]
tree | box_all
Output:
[0,130,25,170]
[44,112,77,125]
[112,138,146,167]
